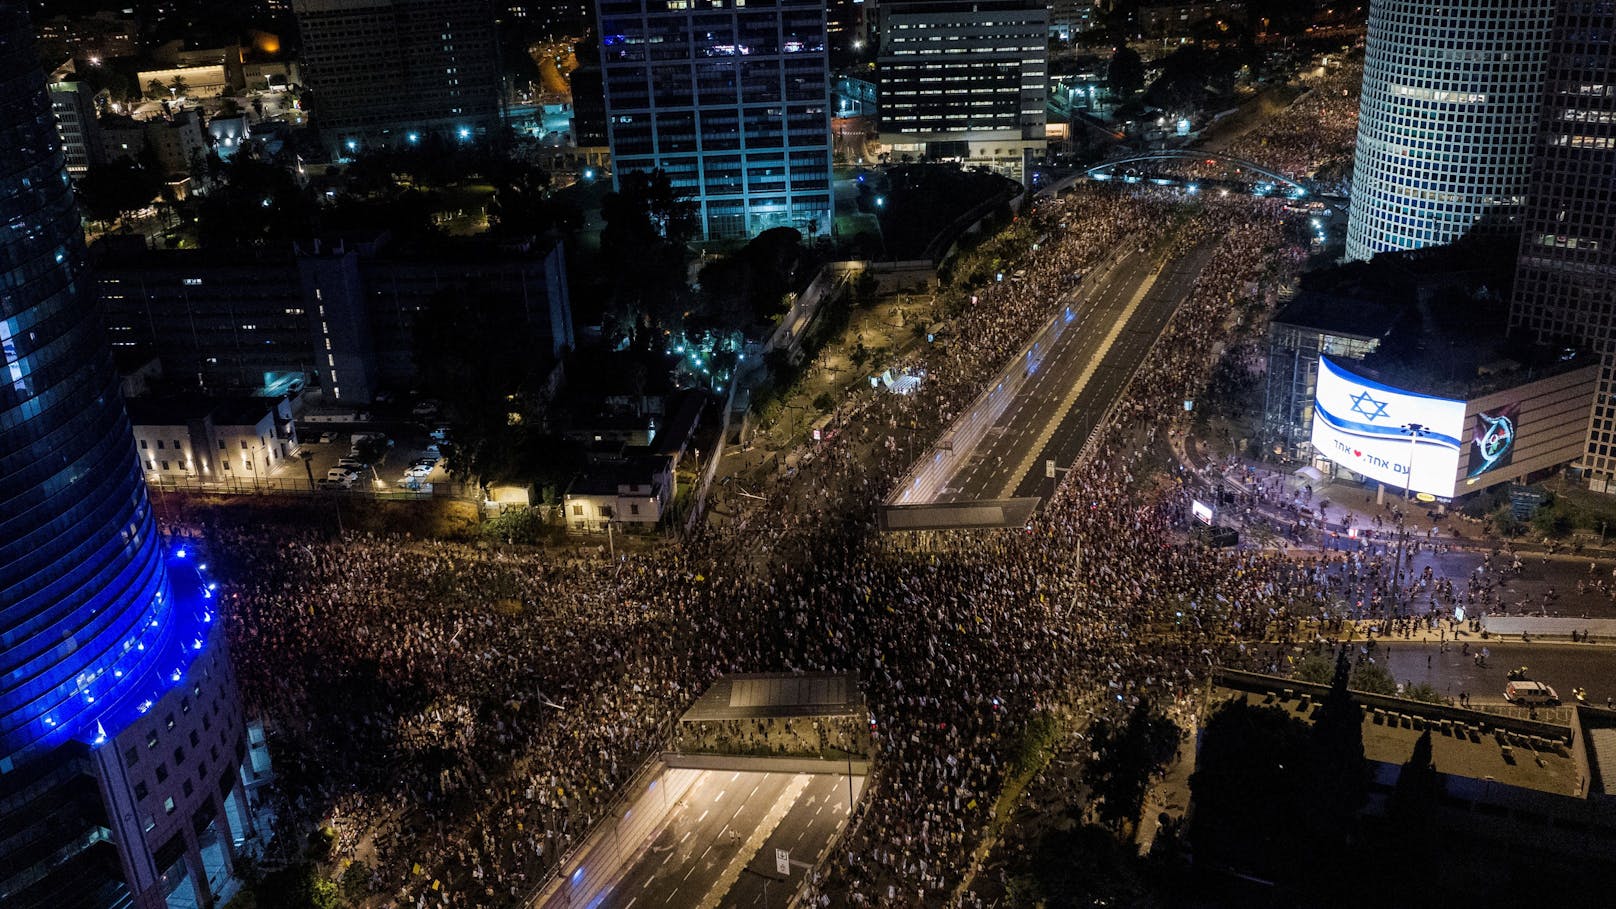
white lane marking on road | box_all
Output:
[694,774,812,909]
[714,789,725,802]
[698,810,709,823]
[998,258,1168,498]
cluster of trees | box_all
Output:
[412,283,582,493]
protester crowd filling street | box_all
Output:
[171,82,1419,906]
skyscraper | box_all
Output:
[293,0,502,158]
[0,10,257,907]
[1345,0,1556,262]
[1511,0,1616,490]
[595,0,834,240]
[876,0,1048,183]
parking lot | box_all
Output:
[295,418,452,493]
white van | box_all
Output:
[1504,681,1559,706]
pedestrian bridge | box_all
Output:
[1086,150,1310,196]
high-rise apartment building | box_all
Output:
[48,77,105,174]
[595,0,834,240]
[876,0,1048,183]
[1345,0,1556,262]
[1511,0,1616,490]
[0,10,260,908]
[293,0,502,158]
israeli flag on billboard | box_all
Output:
[1309,356,1466,498]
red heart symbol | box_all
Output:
[1353,450,1362,457]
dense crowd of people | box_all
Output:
[1223,61,1363,185]
[170,111,1447,905]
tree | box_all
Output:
[600,169,696,336]
[168,74,189,98]
[1107,46,1145,97]
[255,863,344,909]
[487,162,556,239]
[695,227,804,331]
[147,79,166,99]
[76,157,163,223]
[1293,651,1398,696]
[413,284,543,485]
[194,156,320,249]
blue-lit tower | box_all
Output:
[1,10,259,908]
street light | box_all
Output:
[1400,422,1428,502]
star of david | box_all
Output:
[1349,390,1389,422]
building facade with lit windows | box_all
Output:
[1510,0,1616,491]
[1344,0,1557,262]
[92,233,574,405]
[876,0,1048,183]
[292,0,502,158]
[0,9,262,908]
[595,0,835,240]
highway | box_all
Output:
[597,769,862,909]
[934,239,1218,504]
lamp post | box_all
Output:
[1400,422,1428,502]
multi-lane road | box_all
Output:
[933,239,1217,504]
[597,769,863,909]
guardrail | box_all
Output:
[522,715,685,908]
[788,766,880,909]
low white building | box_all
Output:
[126,396,297,482]
[564,457,674,533]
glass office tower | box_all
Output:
[596,0,834,240]
[1345,0,1556,262]
[1511,0,1616,489]
[1,10,256,907]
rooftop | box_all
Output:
[1214,670,1581,798]
[680,672,865,722]
[125,395,278,428]
[1274,235,1590,399]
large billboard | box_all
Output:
[1466,403,1518,480]
[1310,357,1466,498]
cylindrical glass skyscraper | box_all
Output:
[0,2,172,775]
[0,11,258,909]
[1345,0,1556,262]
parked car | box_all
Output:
[404,464,432,478]
[323,468,358,489]
[335,458,367,471]
[318,431,339,444]
[412,400,440,418]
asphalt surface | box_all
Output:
[934,241,1217,503]
[598,770,862,909]
[1372,640,1616,711]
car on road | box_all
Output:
[318,431,339,444]
[335,458,367,471]
[412,400,440,418]
[411,456,438,468]
[403,464,432,479]
[1504,681,1560,706]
